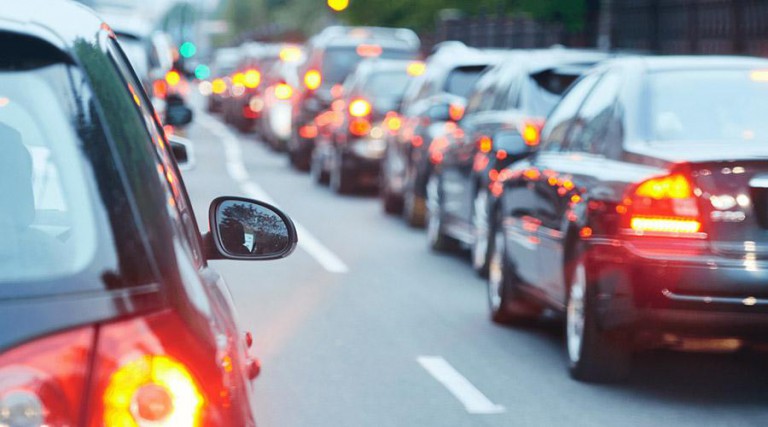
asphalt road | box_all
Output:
[181,109,768,427]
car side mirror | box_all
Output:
[493,130,534,157]
[166,97,194,127]
[206,197,298,261]
[169,135,196,171]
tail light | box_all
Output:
[407,61,426,77]
[211,78,227,95]
[164,124,175,137]
[621,173,704,236]
[165,70,181,87]
[279,46,302,63]
[304,70,322,91]
[299,124,318,139]
[89,310,228,427]
[274,83,293,100]
[448,103,464,121]
[477,135,492,153]
[153,79,168,99]
[349,118,371,137]
[349,99,372,118]
[0,327,94,426]
[243,69,261,89]
[384,111,402,134]
[519,118,545,146]
[232,72,246,87]
[356,44,382,57]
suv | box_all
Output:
[0,2,297,425]
[288,26,421,171]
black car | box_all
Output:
[0,2,297,425]
[380,44,503,226]
[311,59,419,193]
[488,56,768,382]
[288,26,421,171]
[428,49,610,275]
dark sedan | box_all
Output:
[489,56,768,382]
[0,2,297,425]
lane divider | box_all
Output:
[417,356,506,415]
[197,113,349,274]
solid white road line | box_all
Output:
[197,113,350,274]
[417,356,506,415]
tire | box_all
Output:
[403,188,426,228]
[381,185,403,214]
[566,251,631,382]
[487,226,541,324]
[426,175,458,251]
[471,189,492,277]
[330,155,355,194]
[310,152,329,185]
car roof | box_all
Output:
[0,1,104,53]
[311,25,420,50]
[607,55,768,73]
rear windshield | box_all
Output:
[0,63,98,282]
[525,70,582,117]
[444,65,487,98]
[322,46,417,85]
[648,69,768,143]
[363,71,411,101]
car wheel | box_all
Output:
[311,152,329,185]
[471,189,491,277]
[566,254,631,382]
[330,155,355,194]
[426,175,458,251]
[403,184,426,227]
[381,184,403,214]
[487,226,541,324]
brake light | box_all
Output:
[356,44,382,57]
[299,124,318,139]
[232,72,246,87]
[621,173,704,236]
[331,84,344,99]
[165,70,181,87]
[304,70,322,90]
[407,61,426,77]
[89,311,225,427]
[449,103,464,121]
[153,79,168,99]
[478,135,492,153]
[212,78,227,94]
[519,118,545,146]
[384,111,402,134]
[274,83,293,100]
[279,46,302,63]
[349,118,371,137]
[349,99,372,118]
[0,327,94,426]
[244,69,261,89]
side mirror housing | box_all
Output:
[206,197,298,261]
[169,135,196,171]
[165,96,194,127]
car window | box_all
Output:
[107,39,205,267]
[568,72,622,155]
[647,69,768,144]
[539,72,602,153]
[444,65,487,98]
[322,46,416,85]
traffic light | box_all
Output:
[179,42,197,58]
[327,0,349,12]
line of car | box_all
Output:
[207,25,768,384]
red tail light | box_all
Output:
[519,118,545,146]
[621,173,704,236]
[0,327,94,426]
[89,310,225,427]
[349,99,372,118]
[304,70,322,91]
[349,118,371,137]
[153,79,168,99]
[356,44,382,57]
[448,103,464,121]
[477,135,492,153]
[299,124,318,139]
[274,83,293,100]
[244,69,261,89]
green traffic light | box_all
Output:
[180,42,197,58]
[195,64,211,80]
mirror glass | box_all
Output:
[493,130,530,156]
[215,200,291,258]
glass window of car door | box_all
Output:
[538,72,602,153]
[106,37,205,267]
[567,72,623,156]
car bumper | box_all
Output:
[588,238,768,337]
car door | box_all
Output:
[536,71,624,305]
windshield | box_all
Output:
[322,46,417,85]
[648,69,768,143]
[444,65,487,98]
[525,71,581,117]
[0,64,98,282]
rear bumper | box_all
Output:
[588,238,768,337]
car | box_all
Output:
[288,26,421,171]
[0,2,298,425]
[428,49,611,275]
[310,58,422,193]
[258,45,306,151]
[380,44,503,226]
[207,47,241,113]
[488,55,768,382]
